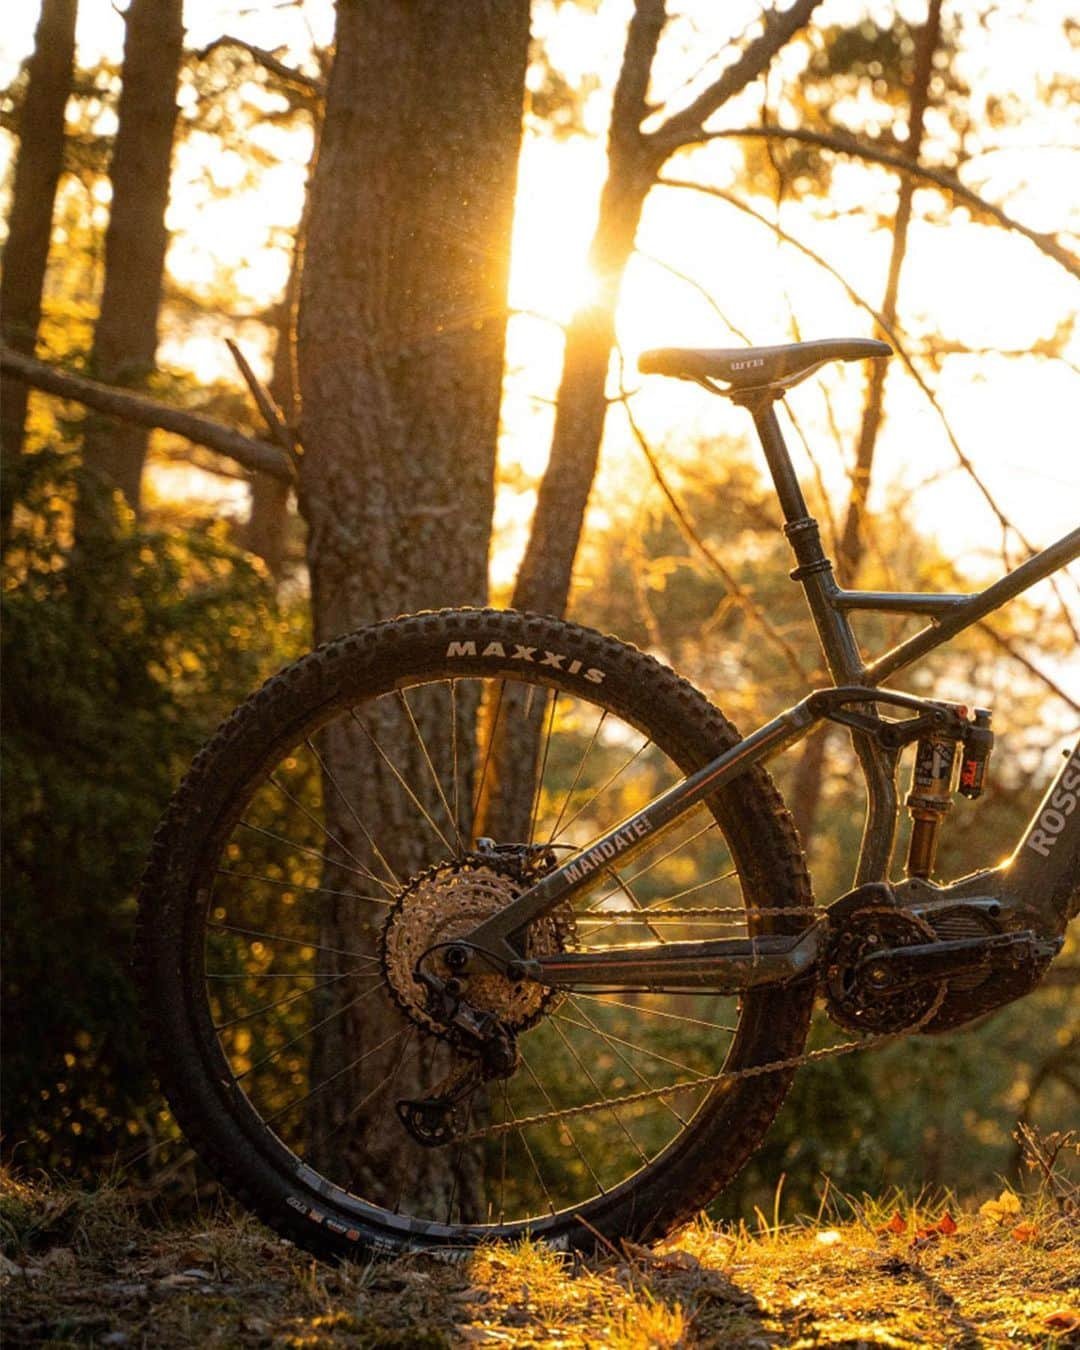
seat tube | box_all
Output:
[749,399,862,684]
[750,398,898,883]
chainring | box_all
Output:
[824,906,944,1034]
[380,856,572,1044]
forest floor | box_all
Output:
[2,1169,1078,1348]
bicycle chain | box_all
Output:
[463,974,945,1143]
[579,904,828,923]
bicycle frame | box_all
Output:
[463,396,1080,990]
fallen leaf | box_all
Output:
[878,1213,906,1235]
[1011,1222,1039,1242]
[937,1212,958,1235]
[620,1240,701,1271]
[1045,1309,1080,1333]
[979,1189,1022,1225]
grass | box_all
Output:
[2,1167,1078,1348]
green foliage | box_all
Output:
[1,452,300,1175]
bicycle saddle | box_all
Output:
[639,337,891,397]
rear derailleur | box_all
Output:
[395,968,520,1149]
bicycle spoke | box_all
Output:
[215,868,387,905]
[549,734,652,844]
[206,920,381,963]
[330,1028,421,1155]
[552,1011,707,1078]
[206,970,353,980]
[263,1023,409,1126]
[575,992,739,1036]
[565,995,690,1129]
[586,819,717,911]
[267,772,381,889]
[585,864,741,941]
[503,1091,557,1217]
[527,689,559,847]
[471,678,506,833]
[213,970,360,1030]
[519,1047,606,1194]
[398,688,465,856]
[236,978,388,1081]
[597,866,666,944]
[549,1017,649,1162]
[547,708,607,845]
[444,1089,480,1225]
[304,736,402,889]
[349,708,455,856]
[448,680,463,845]
[237,820,394,895]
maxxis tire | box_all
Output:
[136,608,815,1260]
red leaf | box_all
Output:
[878,1212,906,1235]
[937,1211,958,1235]
[1011,1222,1039,1242]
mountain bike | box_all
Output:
[137,336,1080,1260]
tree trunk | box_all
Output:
[79,0,184,521]
[511,0,665,621]
[835,0,943,586]
[0,0,78,544]
[475,1,665,847]
[788,0,943,854]
[296,0,530,1203]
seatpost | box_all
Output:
[744,395,864,685]
[749,399,811,524]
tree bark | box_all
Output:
[0,0,78,542]
[296,0,530,1202]
[79,0,184,519]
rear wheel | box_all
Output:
[137,609,815,1258]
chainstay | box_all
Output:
[464,988,944,1143]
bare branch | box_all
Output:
[0,346,292,482]
[693,125,1080,280]
[654,178,1080,639]
[195,35,324,95]
[647,1,825,159]
[617,351,811,686]
[976,622,1080,713]
[226,338,301,468]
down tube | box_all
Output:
[1001,738,1080,929]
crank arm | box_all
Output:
[518,924,824,993]
[855,930,1062,993]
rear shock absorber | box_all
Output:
[904,707,995,879]
[905,727,960,880]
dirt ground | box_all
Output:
[2,1171,1078,1348]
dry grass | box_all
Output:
[2,1169,1078,1348]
